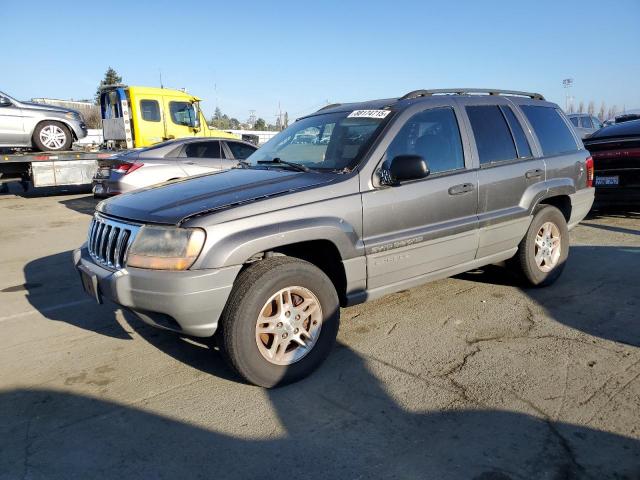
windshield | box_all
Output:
[246,110,391,171]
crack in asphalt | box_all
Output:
[511,392,587,479]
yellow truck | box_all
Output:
[100,85,236,148]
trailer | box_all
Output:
[0,150,114,192]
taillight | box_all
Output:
[585,156,594,187]
[113,162,143,175]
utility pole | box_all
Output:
[562,78,574,113]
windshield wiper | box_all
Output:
[257,157,310,172]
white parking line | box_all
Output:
[0,299,92,322]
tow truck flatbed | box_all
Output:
[0,150,114,190]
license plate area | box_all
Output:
[595,175,619,186]
[78,264,102,304]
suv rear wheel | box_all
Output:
[219,256,340,387]
[512,205,569,287]
[33,121,72,151]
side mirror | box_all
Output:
[0,96,11,107]
[379,155,429,185]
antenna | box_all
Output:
[159,69,164,89]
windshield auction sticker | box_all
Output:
[347,110,391,119]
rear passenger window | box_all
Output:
[466,106,517,164]
[521,106,578,156]
[140,100,160,122]
[226,142,256,160]
[570,117,579,127]
[184,141,223,158]
[386,107,465,175]
[500,106,532,158]
[580,116,593,129]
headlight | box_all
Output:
[65,111,82,121]
[127,226,206,270]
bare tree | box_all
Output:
[607,105,619,120]
[578,101,585,113]
[587,101,595,116]
[598,101,606,121]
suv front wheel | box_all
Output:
[219,256,340,387]
[33,121,73,151]
[512,205,569,287]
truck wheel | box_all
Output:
[220,256,340,388]
[33,121,72,151]
[513,205,569,287]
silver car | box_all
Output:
[0,90,87,151]
[567,113,602,139]
[92,137,257,197]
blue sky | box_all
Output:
[3,0,639,122]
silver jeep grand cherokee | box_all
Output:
[74,88,594,387]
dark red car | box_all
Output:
[583,119,640,207]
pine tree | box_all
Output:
[95,67,123,104]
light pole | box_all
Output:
[562,78,574,113]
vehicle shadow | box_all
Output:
[0,182,92,198]
[22,250,132,340]
[2,344,638,479]
[58,194,99,216]
[587,206,640,220]
[456,245,640,347]
[122,309,245,384]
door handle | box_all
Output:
[185,161,195,165]
[448,183,475,195]
[525,168,543,179]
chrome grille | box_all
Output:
[87,214,141,269]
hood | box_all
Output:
[97,168,337,224]
[18,100,82,116]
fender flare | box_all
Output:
[197,216,363,269]
[523,178,576,215]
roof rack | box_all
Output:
[316,103,342,112]
[399,89,545,101]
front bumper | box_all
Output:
[68,119,88,140]
[73,246,241,337]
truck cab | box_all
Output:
[100,85,236,149]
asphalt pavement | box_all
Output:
[1,188,639,479]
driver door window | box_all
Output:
[385,107,465,175]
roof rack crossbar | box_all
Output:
[400,88,545,101]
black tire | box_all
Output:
[219,256,340,388]
[512,205,569,287]
[32,121,72,152]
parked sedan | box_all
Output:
[92,137,257,197]
[583,119,640,207]
[567,113,603,139]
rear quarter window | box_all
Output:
[520,106,578,156]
